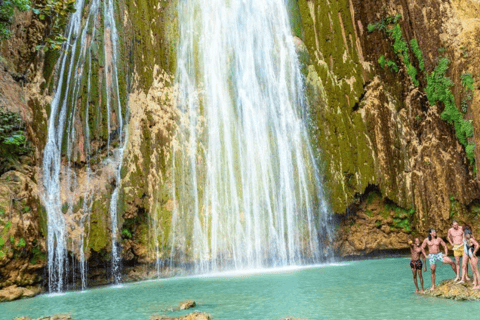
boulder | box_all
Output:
[151,312,211,320]
[14,314,71,320]
[0,285,42,302]
[423,279,480,300]
[178,300,196,310]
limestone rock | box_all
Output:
[424,279,480,300]
[0,285,24,302]
[0,285,41,302]
[179,300,196,310]
[14,314,71,320]
[151,312,211,320]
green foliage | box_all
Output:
[426,58,453,105]
[121,228,132,239]
[9,235,14,244]
[410,39,425,71]
[461,73,475,92]
[378,55,386,68]
[0,237,4,248]
[366,191,382,204]
[367,14,402,33]
[16,237,25,247]
[367,24,376,33]
[0,0,31,40]
[30,247,45,264]
[387,60,399,73]
[387,24,419,86]
[406,64,418,84]
[0,107,31,173]
[2,221,11,236]
[383,202,414,232]
[466,144,475,164]
[370,15,419,86]
[34,0,76,52]
[425,57,475,160]
[393,218,411,232]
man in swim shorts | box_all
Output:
[421,228,457,291]
[408,237,426,293]
[447,220,468,281]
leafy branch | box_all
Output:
[33,0,76,52]
[0,0,31,40]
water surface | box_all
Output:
[1,258,475,319]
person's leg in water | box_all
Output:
[417,268,424,293]
[458,254,470,284]
[411,267,419,293]
[430,263,437,291]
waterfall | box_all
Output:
[42,0,126,291]
[170,0,331,274]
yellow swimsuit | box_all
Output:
[453,243,464,257]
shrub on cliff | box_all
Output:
[0,107,31,174]
[0,0,31,40]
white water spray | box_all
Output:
[170,0,331,274]
[42,0,126,291]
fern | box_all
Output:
[466,144,475,164]
[387,60,399,73]
[410,39,425,71]
[378,55,386,68]
[461,73,474,92]
[16,238,26,248]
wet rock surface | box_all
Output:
[424,279,480,300]
[151,312,212,320]
[13,314,71,320]
[0,285,42,302]
[179,300,196,310]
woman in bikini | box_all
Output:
[458,228,480,289]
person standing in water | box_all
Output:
[408,237,426,293]
[421,228,457,291]
[458,228,480,289]
[447,220,467,282]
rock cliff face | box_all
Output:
[0,0,479,296]
[298,0,480,255]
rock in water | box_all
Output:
[424,279,480,300]
[151,312,211,320]
[179,300,196,310]
[14,314,71,320]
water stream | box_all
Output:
[169,0,332,274]
[41,0,126,292]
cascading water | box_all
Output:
[170,0,332,274]
[42,0,126,291]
